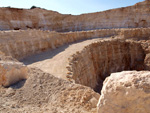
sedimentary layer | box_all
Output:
[0,28,149,92]
[0,28,150,60]
[22,37,150,93]
[67,39,146,91]
[0,1,150,113]
[0,0,150,31]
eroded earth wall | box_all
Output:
[0,0,150,31]
[0,28,150,60]
[140,40,150,70]
[67,39,145,91]
[0,29,119,60]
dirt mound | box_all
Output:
[0,68,99,113]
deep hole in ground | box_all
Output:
[67,39,147,93]
[20,39,148,94]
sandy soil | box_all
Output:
[22,38,106,80]
[0,38,103,113]
[0,68,100,113]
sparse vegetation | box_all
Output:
[30,6,37,9]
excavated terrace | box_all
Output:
[21,37,147,93]
[0,1,150,112]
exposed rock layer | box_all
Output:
[97,71,150,113]
[0,28,147,91]
[0,55,28,87]
[0,1,149,112]
[0,28,150,60]
[0,29,119,60]
[140,40,150,70]
[67,39,145,91]
[0,1,150,31]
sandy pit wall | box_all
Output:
[0,28,150,60]
[66,39,146,92]
[0,29,120,60]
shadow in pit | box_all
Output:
[20,44,70,65]
[94,78,104,94]
[20,37,102,65]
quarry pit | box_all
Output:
[0,1,150,113]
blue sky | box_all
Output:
[0,0,144,15]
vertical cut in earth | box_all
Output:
[67,39,146,93]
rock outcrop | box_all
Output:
[145,53,150,70]
[0,55,28,87]
[97,71,150,113]
[0,0,150,31]
[140,40,150,70]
